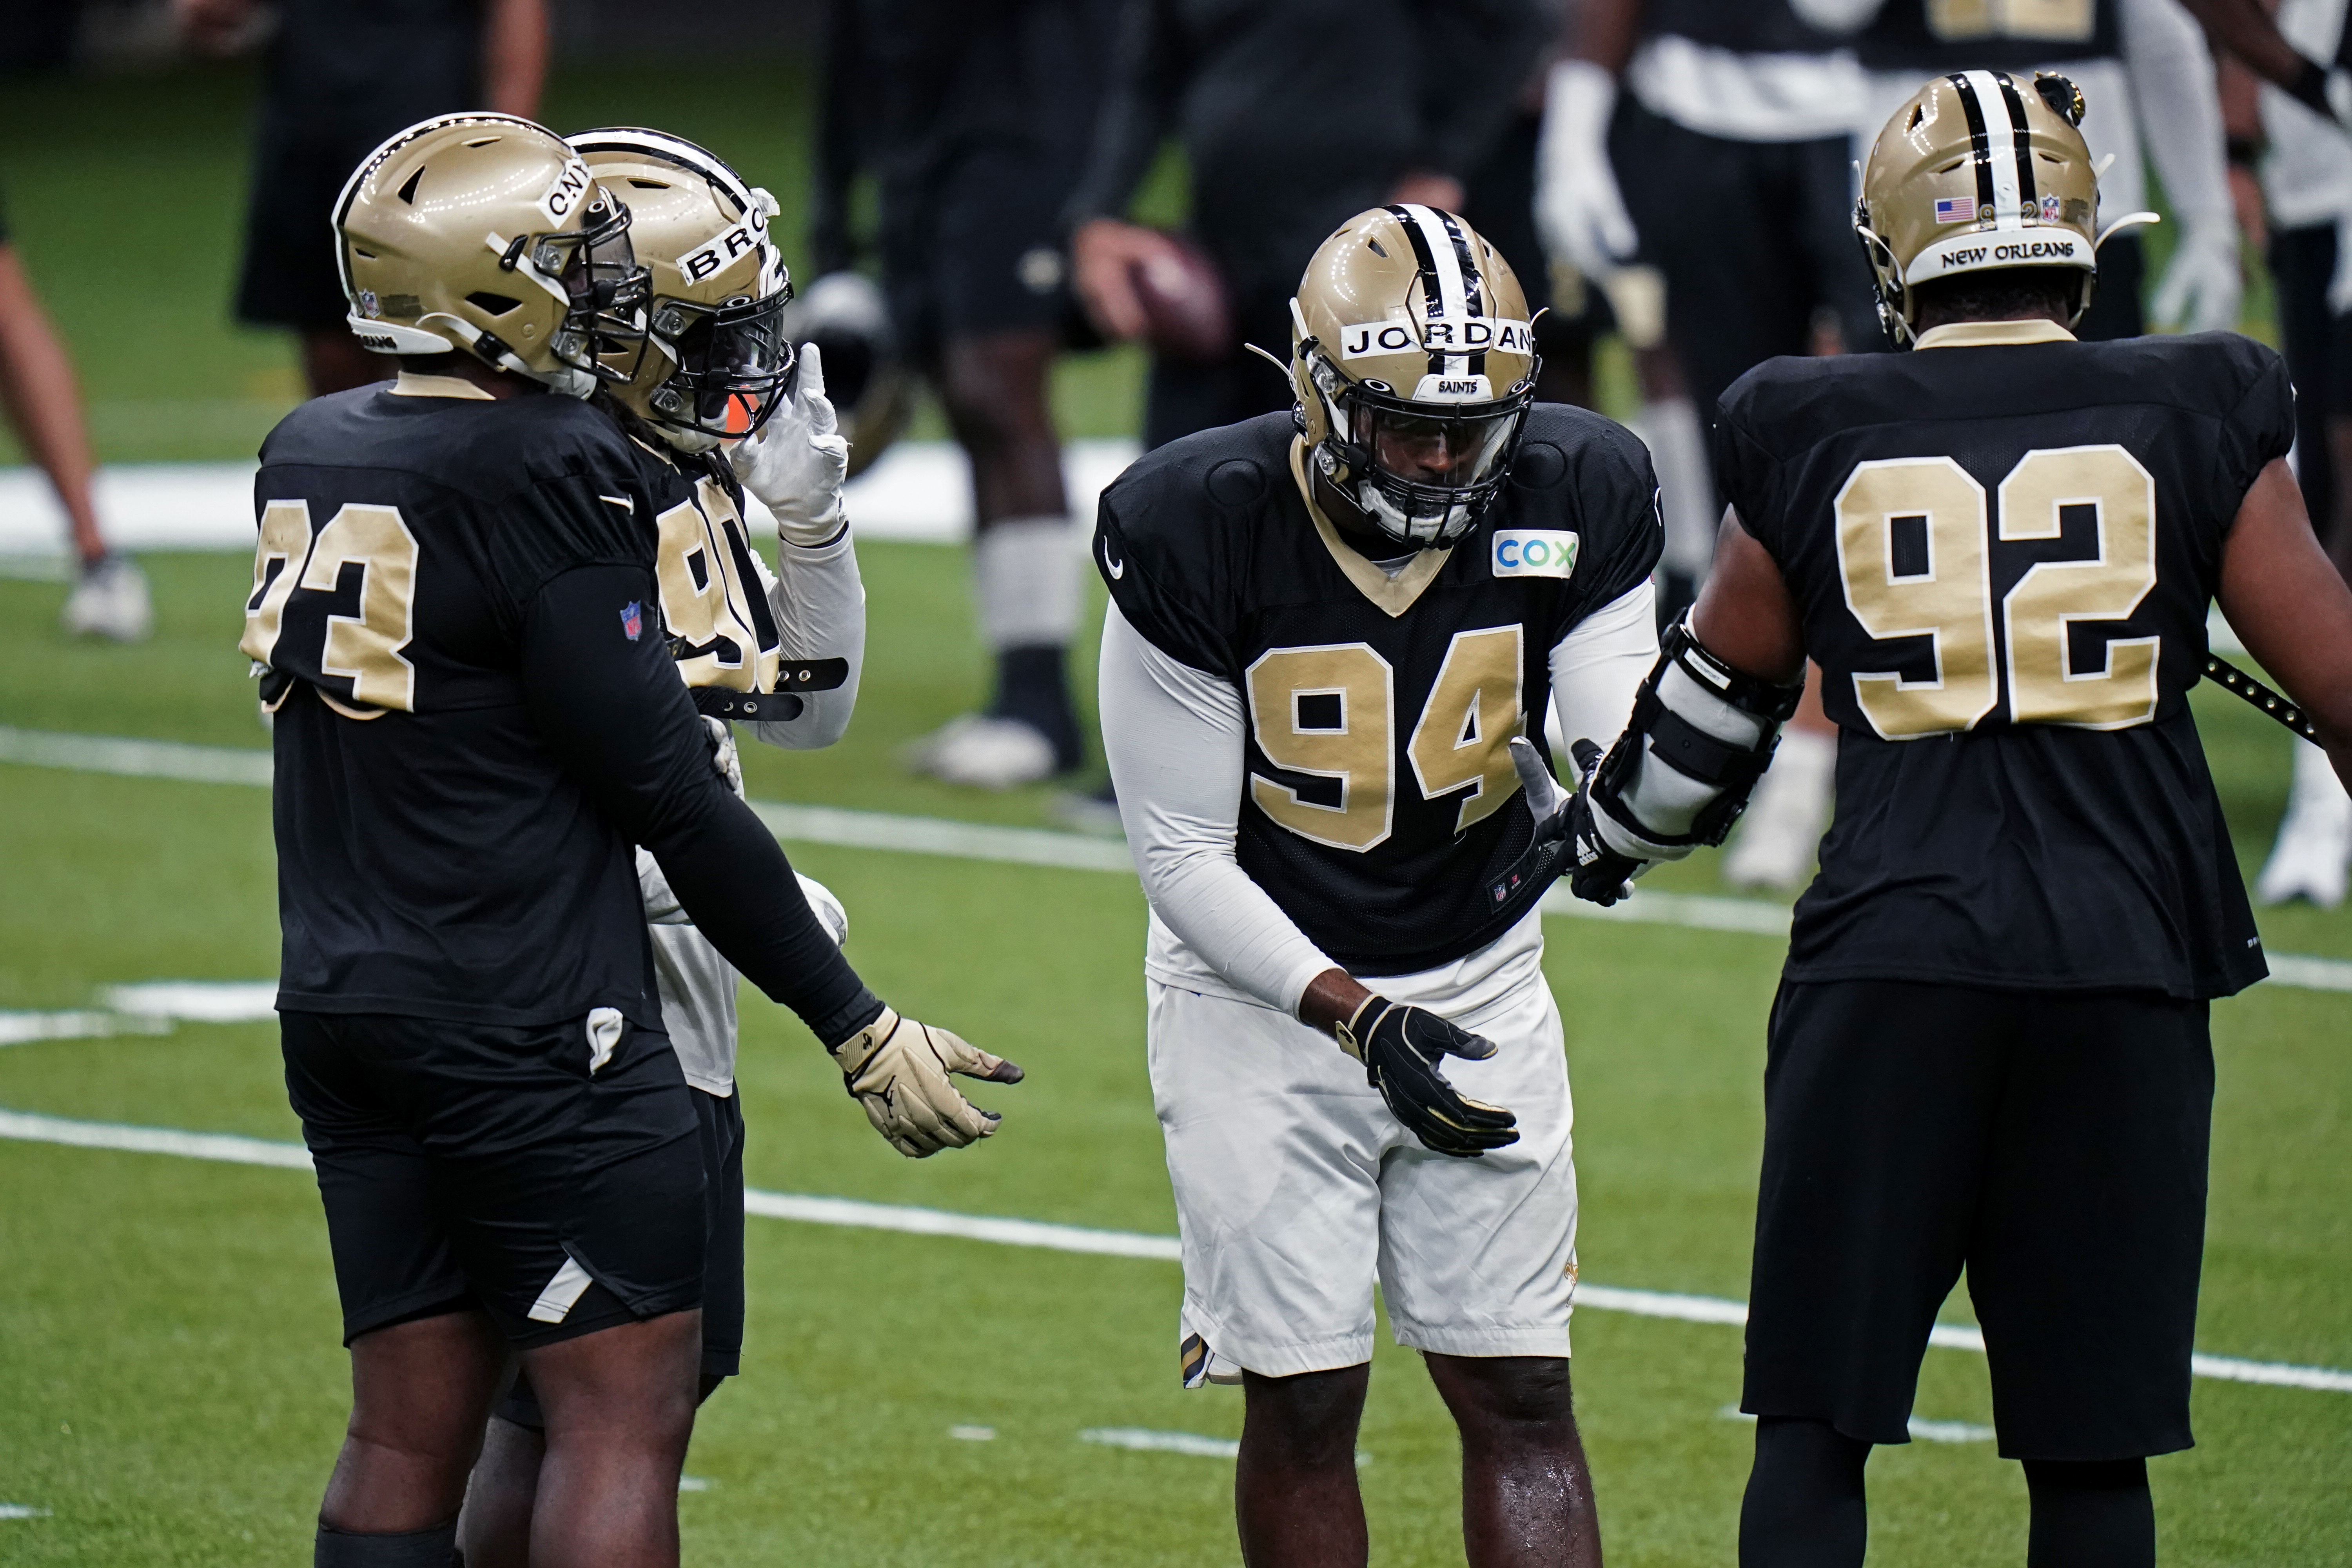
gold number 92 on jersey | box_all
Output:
[1834,444,2158,739]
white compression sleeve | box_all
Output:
[1099,603,1338,1015]
[746,528,866,751]
[2122,0,2233,230]
[1549,580,1661,780]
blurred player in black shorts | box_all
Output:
[0,178,150,638]
[172,0,548,397]
[252,114,1014,1568]
[1562,74,2352,1567]
[1065,0,1548,450]
[813,0,1120,788]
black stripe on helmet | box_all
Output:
[1385,204,1449,377]
[1993,73,2038,212]
[1947,73,1996,221]
[1433,209,1490,377]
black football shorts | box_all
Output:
[237,123,388,330]
[495,1084,745,1429]
[281,1007,706,1348]
[1741,978,2214,1461]
[880,139,1082,363]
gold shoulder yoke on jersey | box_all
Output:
[1290,436,1451,617]
[389,370,497,400]
[1912,319,2076,350]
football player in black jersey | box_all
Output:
[1096,205,1663,1566]
[249,115,1016,1568]
[1561,74,2352,1567]
[453,126,878,1567]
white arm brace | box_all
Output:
[744,528,866,751]
[1099,604,1338,1016]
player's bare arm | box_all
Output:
[2218,457,2352,787]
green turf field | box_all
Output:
[1,548,2348,1567]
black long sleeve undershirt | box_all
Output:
[521,563,884,1048]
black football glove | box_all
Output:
[1335,996,1519,1158]
[1509,735,1642,907]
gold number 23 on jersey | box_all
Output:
[1245,627,1523,852]
[240,499,421,713]
[1835,445,2158,740]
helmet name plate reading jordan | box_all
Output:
[1339,318,1535,359]
[1492,530,1580,579]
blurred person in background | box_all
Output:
[173,0,548,398]
[1537,0,1879,890]
[0,188,150,639]
[2238,0,2352,905]
[1066,0,1551,453]
[810,0,1122,791]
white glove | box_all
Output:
[702,715,742,798]
[795,871,849,947]
[729,341,850,547]
[1537,60,1640,280]
[2148,221,2241,334]
[828,1007,1024,1158]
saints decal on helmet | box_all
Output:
[570,127,796,452]
[1855,71,2155,348]
[334,113,648,396]
[1290,206,1540,550]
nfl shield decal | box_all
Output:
[620,601,643,641]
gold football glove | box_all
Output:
[828,1007,1023,1158]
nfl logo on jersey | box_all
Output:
[620,601,643,641]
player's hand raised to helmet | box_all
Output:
[1336,996,1519,1159]
[730,341,851,544]
[828,1007,1023,1158]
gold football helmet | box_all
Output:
[1290,205,1539,549]
[333,113,647,396]
[1856,71,2151,347]
[571,127,795,452]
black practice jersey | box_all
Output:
[249,388,662,1026]
[1098,409,1662,975]
[1856,0,2118,73]
[625,437,784,696]
[1715,326,2294,999]
[1644,0,1838,55]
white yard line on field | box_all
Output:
[7,724,2352,993]
[2,1106,2348,1397]
[1718,1406,1994,1444]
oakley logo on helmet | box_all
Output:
[680,222,764,283]
[1492,530,1580,580]
[540,158,594,222]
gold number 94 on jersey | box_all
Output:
[1246,627,1524,853]
[240,499,421,715]
[1834,445,2158,740]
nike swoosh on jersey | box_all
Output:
[1102,537,1125,579]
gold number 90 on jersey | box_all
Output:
[239,499,421,715]
[1834,444,2158,740]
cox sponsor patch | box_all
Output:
[1492,529,1579,579]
